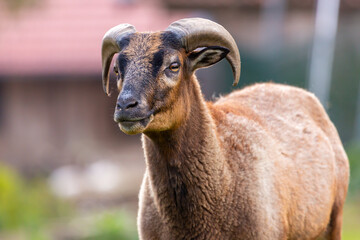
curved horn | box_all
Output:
[166,18,241,86]
[101,24,136,96]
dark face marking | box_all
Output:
[117,53,128,79]
[115,32,182,84]
[118,34,132,49]
[151,50,164,78]
[161,31,182,50]
[113,33,187,133]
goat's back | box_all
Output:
[208,83,349,239]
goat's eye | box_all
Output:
[113,66,119,75]
[169,62,180,73]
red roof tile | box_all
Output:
[0,0,188,76]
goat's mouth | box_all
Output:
[117,114,154,135]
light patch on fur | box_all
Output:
[119,89,133,100]
[162,54,181,87]
[117,78,123,90]
[224,112,283,237]
[163,76,178,88]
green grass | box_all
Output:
[0,162,139,239]
[341,142,360,239]
[0,163,70,239]
[0,139,359,240]
[343,200,360,240]
[84,211,138,240]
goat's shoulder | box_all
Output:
[214,82,319,111]
[206,84,279,167]
[210,82,328,129]
[206,82,335,168]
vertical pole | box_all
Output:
[308,0,341,107]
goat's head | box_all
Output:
[101,18,240,135]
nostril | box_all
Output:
[116,100,138,110]
[125,100,138,109]
[116,103,122,110]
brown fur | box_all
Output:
[110,33,349,240]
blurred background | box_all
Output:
[0,0,359,239]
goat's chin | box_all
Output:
[118,115,154,135]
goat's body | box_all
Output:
[137,82,349,240]
[212,83,348,239]
[101,18,349,240]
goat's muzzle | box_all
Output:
[114,95,154,135]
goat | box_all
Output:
[101,18,349,240]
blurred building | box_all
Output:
[0,0,189,173]
[0,0,359,175]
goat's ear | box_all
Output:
[188,46,229,71]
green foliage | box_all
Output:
[0,163,139,239]
[84,211,138,240]
[343,201,360,240]
[0,140,355,240]
[0,163,69,237]
[0,163,23,229]
[346,142,360,198]
[342,142,360,239]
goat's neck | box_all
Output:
[142,78,227,227]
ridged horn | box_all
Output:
[101,24,136,96]
[166,18,241,86]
